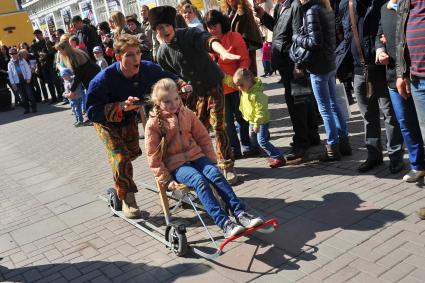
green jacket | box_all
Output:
[239,78,270,127]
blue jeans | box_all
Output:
[225,91,251,155]
[388,88,425,170]
[16,82,36,111]
[250,123,283,159]
[173,157,245,229]
[70,97,84,123]
[411,76,425,142]
[310,70,348,145]
[262,60,272,74]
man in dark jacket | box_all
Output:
[255,0,320,161]
[376,0,425,182]
[336,0,404,173]
[71,16,100,61]
[31,30,61,103]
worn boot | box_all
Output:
[322,144,341,162]
[419,207,425,220]
[122,192,141,219]
[223,167,239,185]
[339,136,352,156]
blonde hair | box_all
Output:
[110,11,126,39]
[150,78,179,162]
[151,78,179,105]
[113,34,141,55]
[55,40,89,71]
[233,68,254,85]
[18,49,29,59]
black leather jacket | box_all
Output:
[260,0,303,70]
[395,0,410,78]
[292,0,336,74]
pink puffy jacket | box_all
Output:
[145,106,217,186]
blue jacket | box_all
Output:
[86,60,177,124]
[335,0,386,74]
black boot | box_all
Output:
[321,144,341,162]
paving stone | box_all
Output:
[379,263,416,282]
[10,216,67,245]
[0,233,17,253]
[57,201,107,227]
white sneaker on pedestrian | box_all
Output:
[403,170,425,182]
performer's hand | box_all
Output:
[168,181,179,191]
[181,84,193,94]
[396,77,411,100]
[123,96,141,111]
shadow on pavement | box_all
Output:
[0,260,210,282]
[0,104,69,126]
[205,192,404,279]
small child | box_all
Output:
[93,46,108,70]
[145,78,264,238]
[233,68,286,168]
[261,41,272,77]
[61,68,84,127]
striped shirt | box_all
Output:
[407,0,425,77]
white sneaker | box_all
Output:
[403,170,425,182]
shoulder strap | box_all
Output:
[348,0,366,67]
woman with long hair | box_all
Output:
[292,0,350,161]
[220,0,262,75]
[109,11,127,40]
[55,40,100,97]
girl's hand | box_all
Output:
[123,96,141,111]
[222,52,241,61]
[168,181,179,191]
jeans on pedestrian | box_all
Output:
[249,123,283,159]
[388,87,425,170]
[16,82,36,111]
[262,60,272,74]
[173,157,245,229]
[279,65,320,149]
[353,74,404,161]
[310,70,348,145]
[70,97,84,123]
[224,91,251,156]
[410,76,425,142]
[79,86,87,112]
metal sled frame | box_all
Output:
[100,181,278,260]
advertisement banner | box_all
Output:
[38,17,49,38]
[105,0,123,16]
[137,0,157,8]
[79,0,97,25]
[61,7,72,32]
[45,13,56,37]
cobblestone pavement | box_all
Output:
[0,72,425,283]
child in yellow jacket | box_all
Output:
[233,68,286,168]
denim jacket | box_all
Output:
[7,59,31,84]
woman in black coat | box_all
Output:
[292,0,350,161]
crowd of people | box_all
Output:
[1,0,425,234]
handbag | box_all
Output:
[289,26,312,67]
[348,0,386,96]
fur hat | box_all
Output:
[148,6,177,30]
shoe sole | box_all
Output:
[227,225,246,238]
